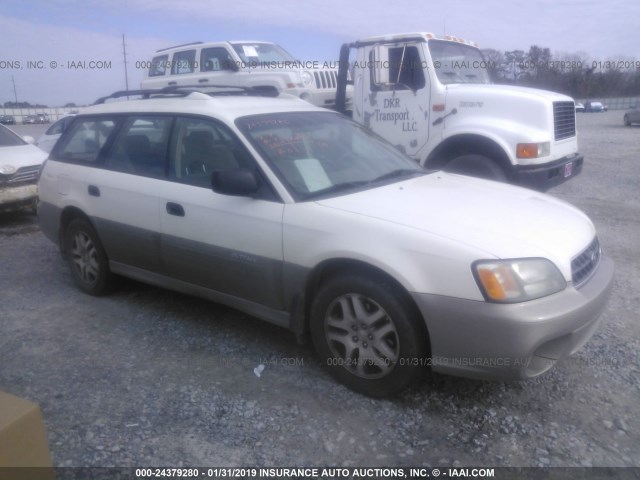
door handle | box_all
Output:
[198,78,209,83]
[166,202,185,217]
[88,185,100,197]
[168,81,177,86]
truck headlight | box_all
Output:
[516,142,550,159]
[301,71,314,87]
[473,258,566,303]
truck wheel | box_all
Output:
[624,115,631,126]
[444,154,507,182]
[64,218,113,296]
[310,274,428,397]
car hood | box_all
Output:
[0,144,48,170]
[316,172,595,276]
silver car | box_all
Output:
[624,106,640,126]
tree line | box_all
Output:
[481,45,640,99]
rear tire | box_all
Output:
[64,218,113,296]
[444,154,507,182]
[624,115,631,126]
[310,274,428,397]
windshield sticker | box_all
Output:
[242,46,259,58]
[294,158,332,192]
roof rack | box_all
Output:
[93,84,280,105]
[156,41,203,53]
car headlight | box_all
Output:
[301,71,314,87]
[1,164,17,175]
[473,258,566,303]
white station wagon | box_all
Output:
[37,86,614,396]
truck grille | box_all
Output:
[571,237,601,288]
[0,165,41,185]
[314,70,338,90]
[553,101,576,140]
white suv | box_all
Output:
[38,86,614,396]
[140,41,344,108]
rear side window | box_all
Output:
[171,50,197,75]
[104,116,172,178]
[44,116,74,136]
[55,118,117,163]
[149,54,169,77]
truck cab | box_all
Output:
[336,32,583,190]
[141,41,342,108]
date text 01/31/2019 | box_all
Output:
[134,467,497,478]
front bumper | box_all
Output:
[0,184,38,212]
[411,254,614,381]
[514,153,583,191]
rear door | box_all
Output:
[53,115,171,272]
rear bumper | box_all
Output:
[411,255,614,381]
[514,153,583,191]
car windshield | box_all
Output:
[428,39,491,85]
[230,42,296,66]
[237,112,426,200]
[0,125,25,147]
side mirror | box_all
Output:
[372,45,390,85]
[212,169,259,196]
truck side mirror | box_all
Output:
[372,45,390,85]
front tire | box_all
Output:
[64,218,113,295]
[310,274,428,397]
[624,114,631,126]
[443,154,507,182]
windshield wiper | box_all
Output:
[370,168,425,184]
[300,170,424,200]
[300,180,371,200]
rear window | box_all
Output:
[55,118,118,164]
[170,50,197,75]
[149,54,169,77]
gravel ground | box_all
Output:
[1,112,639,469]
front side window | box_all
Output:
[237,112,425,200]
[55,118,117,163]
[170,117,253,188]
[201,47,236,72]
[170,50,196,75]
[104,116,172,177]
[371,45,426,91]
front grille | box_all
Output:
[0,165,40,185]
[553,101,576,140]
[314,70,338,90]
[572,237,601,288]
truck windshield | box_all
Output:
[428,40,491,85]
[237,112,425,201]
[230,42,296,66]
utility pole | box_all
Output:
[12,75,18,103]
[122,34,129,92]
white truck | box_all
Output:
[140,41,342,108]
[335,32,583,190]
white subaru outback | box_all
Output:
[37,86,614,397]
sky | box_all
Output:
[1,0,638,106]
